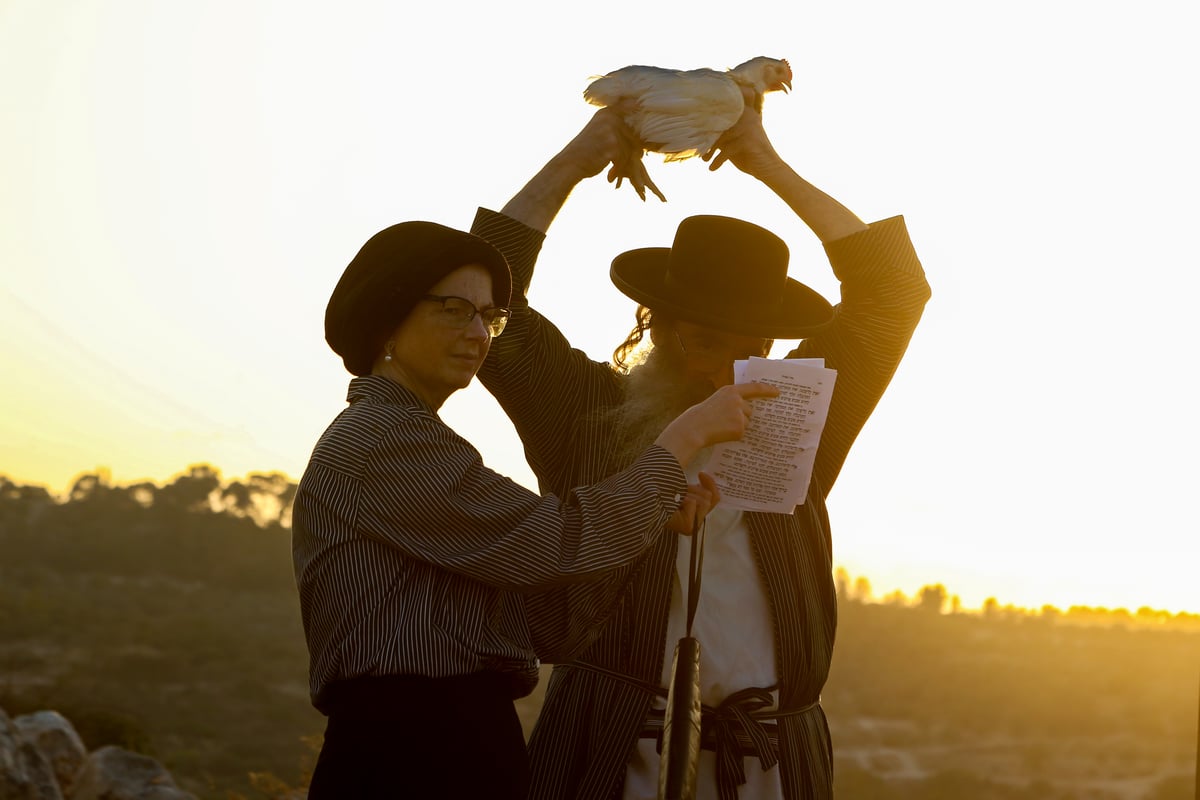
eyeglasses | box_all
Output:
[674,330,770,371]
[422,294,510,337]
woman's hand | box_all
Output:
[655,381,781,467]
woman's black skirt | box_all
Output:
[307,670,529,799]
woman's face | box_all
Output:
[380,264,498,410]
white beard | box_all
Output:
[598,345,715,470]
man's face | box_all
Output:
[667,320,773,389]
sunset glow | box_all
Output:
[2,1,1196,617]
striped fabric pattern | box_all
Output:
[291,376,689,708]
[472,208,931,800]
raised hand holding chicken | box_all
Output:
[584,56,792,200]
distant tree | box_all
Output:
[0,476,54,533]
[835,567,852,601]
[853,576,873,603]
[219,471,297,528]
[247,471,296,527]
[882,589,909,607]
[126,481,157,509]
[983,596,1000,621]
[1065,604,1093,624]
[221,480,255,518]
[68,470,111,503]
[156,464,221,514]
[63,470,149,518]
[1,476,53,504]
[1136,606,1170,626]
[1109,607,1134,627]
[1000,602,1027,621]
[917,583,948,615]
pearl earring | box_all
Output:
[384,343,394,362]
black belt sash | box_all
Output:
[566,660,819,800]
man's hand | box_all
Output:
[702,95,785,179]
[698,85,868,243]
[499,108,664,232]
[559,108,665,202]
[666,472,721,535]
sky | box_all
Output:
[2,0,1197,615]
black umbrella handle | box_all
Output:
[658,636,702,800]
[657,518,707,800]
[684,517,705,637]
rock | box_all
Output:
[13,711,86,798]
[64,746,197,800]
[0,706,63,800]
[2,707,199,800]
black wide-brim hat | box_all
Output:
[610,215,833,339]
[325,221,511,376]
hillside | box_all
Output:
[1,470,1197,798]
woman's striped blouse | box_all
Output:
[291,375,688,709]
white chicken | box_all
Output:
[584,56,792,164]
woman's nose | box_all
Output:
[465,314,491,339]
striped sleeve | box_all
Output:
[471,207,545,302]
[471,208,623,486]
[796,215,931,497]
[356,405,686,592]
[292,376,694,701]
